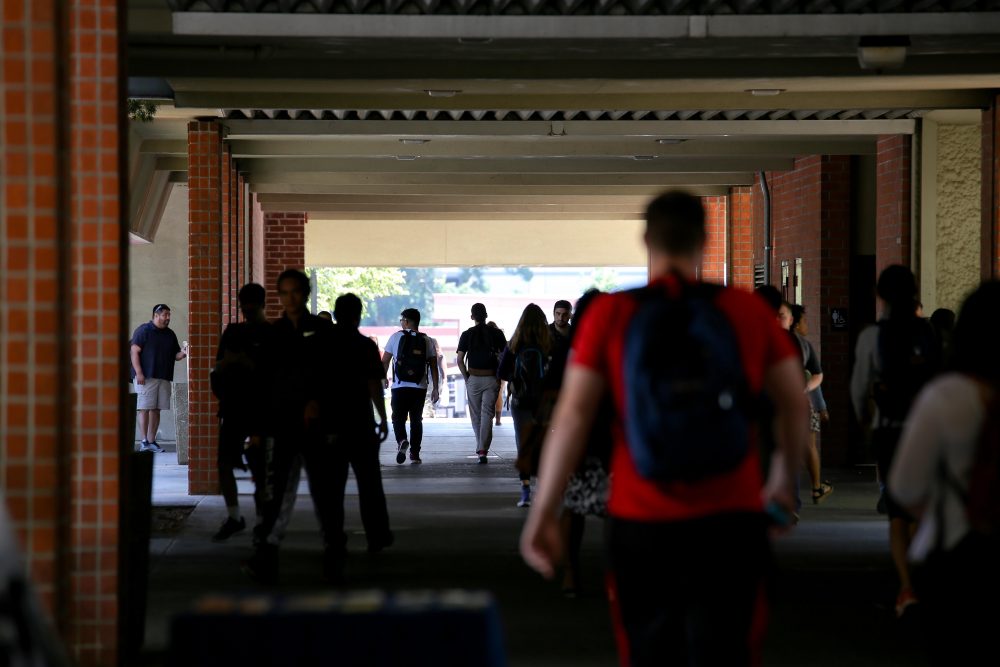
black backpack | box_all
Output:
[510,347,548,408]
[394,331,429,384]
[874,318,940,423]
[623,282,753,482]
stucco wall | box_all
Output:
[128,184,190,442]
[935,124,982,312]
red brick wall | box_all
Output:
[221,145,233,326]
[767,156,853,466]
[876,135,912,274]
[1,1,125,664]
[701,196,727,284]
[263,212,307,320]
[237,173,247,295]
[730,187,755,290]
[984,100,1000,280]
[187,121,224,495]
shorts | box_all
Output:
[810,409,821,433]
[135,377,171,410]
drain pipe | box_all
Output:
[758,171,772,285]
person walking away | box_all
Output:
[130,304,188,453]
[456,303,507,464]
[520,191,807,667]
[497,304,551,507]
[210,283,275,541]
[889,281,1000,665]
[851,264,942,617]
[381,308,439,465]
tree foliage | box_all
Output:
[310,267,406,317]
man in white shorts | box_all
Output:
[130,304,188,453]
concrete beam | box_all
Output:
[173,12,1000,39]
[175,89,989,112]
[245,172,754,187]
[243,156,795,174]
[300,210,646,220]
[228,137,876,159]
[140,139,188,155]
[253,193,711,206]
[249,183,735,196]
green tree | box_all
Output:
[366,268,442,326]
[586,268,620,293]
[310,267,406,317]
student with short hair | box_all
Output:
[381,308,439,464]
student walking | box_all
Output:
[456,303,507,464]
[521,191,807,667]
[381,308,439,464]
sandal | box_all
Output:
[812,482,834,504]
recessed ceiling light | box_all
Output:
[457,37,493,45]
[746,89,786,96]
[395,155,419,161]
[425,89,461,98]
[399,138,430,145]
[656,138,687,145]
[633,155,656,161]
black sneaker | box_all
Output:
[241,544,278,585]
[367,531,394,554]
[212,516,246,542]
[395,439,409,464]
[477,450,488,464]
[409,448,422,464]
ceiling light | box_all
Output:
[857,36,910,70]
[395,155,419,161]
[425,89,461,98]
[746,89,785,97]
[457,37,493,45]
[399,138,430,145]
[632,155,656,161]
[656,138,687,145]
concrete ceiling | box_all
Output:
[127,1,1000,222]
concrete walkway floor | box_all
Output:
[140,420,928,667]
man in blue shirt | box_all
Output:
[130,304,188,453]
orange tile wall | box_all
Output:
[2,1,125,664]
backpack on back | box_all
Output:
[874,318,940,423]
[394,330,428,384]
[623,282,753,482]
[509,347,547,408]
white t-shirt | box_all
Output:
[889,373,985,562]
[385,329,436,390]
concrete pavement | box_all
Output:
[140,420,928,666]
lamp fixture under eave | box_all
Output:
[425,89,461,98]
[746,89,785,97]
[399,138,430,145]
[656,138,687,145]
[395,155,419,161]
[633,155,656,161]
[857,36,910,70]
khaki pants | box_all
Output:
[466,375,499,453]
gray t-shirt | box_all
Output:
[385,330,436,390]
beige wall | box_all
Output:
[128,184,189,441]
[920,112,982,313]
[305,218,647,267]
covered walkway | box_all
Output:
[141,422,923,667]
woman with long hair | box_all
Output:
[498,304,551,507]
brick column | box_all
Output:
[876,135,912,274]
[729,186,755,291]
[237,173,247,293]
[1,2,125,665]
[984,98,1000,280]
[263,212,307,320]
[700,196,727,284]
[187,121,224,495]
[766,156,852,465]
[251,193,265,285]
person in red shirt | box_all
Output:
[520,191,808,667]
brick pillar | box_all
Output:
[700,196,727,284]
[876,135,912,274]
[221,145,233,326]
[1,2,125,664]
[187,121,224,495]
[984,98,1000,280]
[766,156,853,465]
[263,212,308,320]
[237,173,247,293]
[729,186,755,291]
